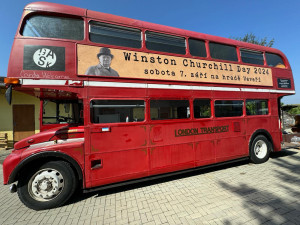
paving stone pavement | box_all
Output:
[1,146,300,225]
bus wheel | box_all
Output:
[250,135,271,164]
[17,161,77,210]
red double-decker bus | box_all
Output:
[3,2,295,210]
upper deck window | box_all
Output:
[265,53,285,68]
[189,39,207,58]
[240,49,264,65]
[22,15,84,40]
[209,42,238,62]
[145,31,186,55]
[89,22,141,48]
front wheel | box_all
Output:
[250,135,271,164]
[17,161,77,210]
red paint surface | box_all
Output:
[3,2,295,190]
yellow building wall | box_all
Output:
[0,88,40,147]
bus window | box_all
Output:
[90,100,145,123]
[265,53,285,68]
[246,100,269,115]
[145,31,186,55]
[22,15,84,40]
[240,49,264,65]
[193,99,211,118]
[43,100,83,124]
[150,100,190,120]
[188,39,207,58]
[215,100,243,117]
[89,22,142,48]
[209,42,238,62]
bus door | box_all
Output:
[192,99,216,167]
[148,99,194,175]
[213,99,247,162]
[88,99,149,187]
[246,96,280,151]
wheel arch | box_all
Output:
[249,129,274,153]
[8,151,84,187]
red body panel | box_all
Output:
[3,2,295,191]
[3,152,22,184]
[3,126,85,185]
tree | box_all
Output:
[231,33,274,47]
[289,106,300,115]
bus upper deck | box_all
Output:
[5,2,294,96]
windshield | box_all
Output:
[42,99,83,125]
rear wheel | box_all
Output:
[17,161,77,210]
[250,135,271,164]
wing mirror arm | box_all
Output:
[5,85,12,105]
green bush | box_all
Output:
[289,106,300,115]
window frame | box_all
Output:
[245,99,269,116]
[145,31,187,55]
[209,42,238,62]
[265,52,286,68]
[193,98,211,119]
[90,98,146,125]
[214,100,244,118]
[149,99,191,121]
[20,13,85,41]
[42,99,83,125]
[188,38,207,58]
[240,48,265,66]
[89,21,142,49]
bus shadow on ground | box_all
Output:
[220,148,300,224]
[68,160,249,205]
[67,148,299,208]
[271,147,298,159]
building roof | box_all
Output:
[282,104,300,111]
[0,77,6,88]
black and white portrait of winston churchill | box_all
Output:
[85,47,119,77]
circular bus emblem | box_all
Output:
[33,48,57,68]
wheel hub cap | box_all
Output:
[29,168,64,201]
[254,140,267,159]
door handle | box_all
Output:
[91,160,102,169]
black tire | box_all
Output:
[250,135,271,164]
[17,161,77,210]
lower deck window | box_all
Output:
[193,99,211,118]
[150,100,190,120]
[90,100,145,123]
[246,100,269,115]
[215,100,243,117]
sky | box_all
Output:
[0,0,299,104]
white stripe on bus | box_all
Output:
[20,79,296,94]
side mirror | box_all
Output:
[5,85,12,105]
